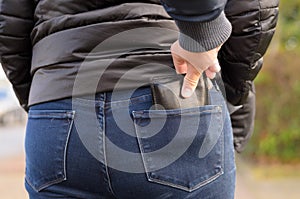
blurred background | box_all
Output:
[1,0,300,198]
[0,65,27,198]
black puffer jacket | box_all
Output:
[0,0,279,151]
[221,0,279,106]
[221,0,279,151]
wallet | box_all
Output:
[151,74,209,110]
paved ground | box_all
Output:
[235,155,300,199]
[0,123,27,199]
[0,155,27,199]
[1,124,300,199]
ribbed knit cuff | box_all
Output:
[176,12,232,52]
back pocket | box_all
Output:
[132,105,224,192]
[25,110,75,192]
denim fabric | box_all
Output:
[25,85,235,199]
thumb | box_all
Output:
[181,64,202,98]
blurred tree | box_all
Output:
[279,0,300,51]
[245,0,300,163]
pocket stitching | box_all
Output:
[149,112,224,191]
[133,105,221,118]
[28,110,75,119]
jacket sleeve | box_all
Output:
[160,0,232,52]
[230,83,256,153]
[0,0,35,111]
[219,0,279,106]
[219,0,279,152]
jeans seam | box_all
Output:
[63,111,75,182]
[102,94,117,198]
[147,170,224,193]
[221,110,225,176]
[26,176,66,192]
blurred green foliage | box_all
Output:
[278,0,300,51]
[245,0,300,162]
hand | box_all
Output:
[170,41,221,98]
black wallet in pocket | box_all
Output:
[151,74,209,110]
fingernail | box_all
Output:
[182,87,193,98]
[215,62,221,72]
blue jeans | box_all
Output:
[25,85,236,199]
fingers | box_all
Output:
[181,60,220,98]
[172,53,188,74]
[181,64,202,98]
[170,40,222,98]
[205,61,221,79]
